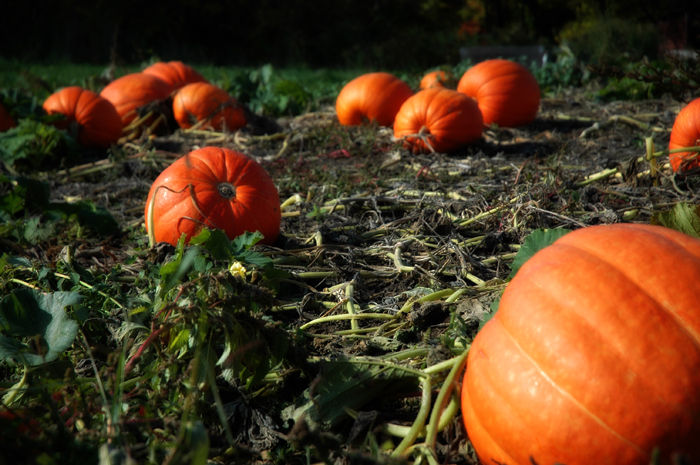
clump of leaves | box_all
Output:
[0,119,79,172]
[0,175,118,245]
[223,64,313,116]
[588,55,700,103]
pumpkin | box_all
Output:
[457,59,540,127]
[42,86,123,148]
[0,102,15,132]
[335,72,413,127]
[462,223,700,465]
[393,88,483,153]
[419,70,455,90]
[145,147,280,246]
[100,73,173,126]
[668,97,700,172]
[172,82,246,131]
[142,61,208,91]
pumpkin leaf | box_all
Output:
[0,289,80,366]
[508,228,572,279]
[651,202,700,239]
[282,356,420,429]
[46,200,118,236]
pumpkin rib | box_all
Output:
[520,245,700,407]
[468,315,646,463]
[523,269,697,424]
[553,228,700,348]
[496,315,650,456]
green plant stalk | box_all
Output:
[383,394,460,439]
[424,346,470,450]
[206,359,236,446]
[397,289,455,315]
[54,272,123,308]
[456,196,521,228]
[299,313,396,330]
[646,136,657,186]
[345,281,359,331]
[391,376,432,458]
[445,288,467,303]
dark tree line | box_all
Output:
[2,0,699,69]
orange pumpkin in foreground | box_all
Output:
[462,223,700,465]
[419,70,455,89]
[142,61,207,91]
[335,72,413,127]
[393,88,482,153]
[145,147,280,246]
[100,73,173,126]
[172,82,246,131]
[0,103,15,132]
[42,86,123,148]
[668,97,700,172]
[457,59,540,127]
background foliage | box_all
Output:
[2,0,699,70]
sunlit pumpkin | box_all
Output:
[100,73,173,126]
[145,147,280,246]
[457,59,540,127]
[419,70,455,89]
[142,61,208,91]
[172,82,246,131]
[335,72,413,127]
[42,86,123,148]
[393,88,483,153]
[0,102,15,132]
[668,97,700,172]
[462,223,700,465]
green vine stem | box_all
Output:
[391,376,432,458]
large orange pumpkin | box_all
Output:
[335,72,413,127]
[145,147,280,246]
[393,88,483,153]
[100,73,173,126]
[42,86,123,148]
[172,82,246,131]
[668,97,700,172]
[0,103,15,132]
[142,61,207,91]
[419,70,455,90]
[457,59,540,127]
[462,223,700,465]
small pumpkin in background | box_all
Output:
[393,88,482,153]
[42,86,123,148]
[419,70,455,89]
[145,147,280,247]
[335,72,413,127]
[100,73,173,127]
[0,102,15,132]
[668,97,700,172]
[457,59,540,127]
[462,223,700,465]
[172,82,246,131]
[142,61,208,91]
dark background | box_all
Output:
[2,0,699,70]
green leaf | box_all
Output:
[0,289,81,365]
[508,228,572,279]
[283,356,420,429]
[651,202,700,239]
[190,228,231,260]
[47,200,119,236]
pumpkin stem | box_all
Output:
[217,182,237,199]
[418,125,430,135]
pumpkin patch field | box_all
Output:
[2,58,700,465]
